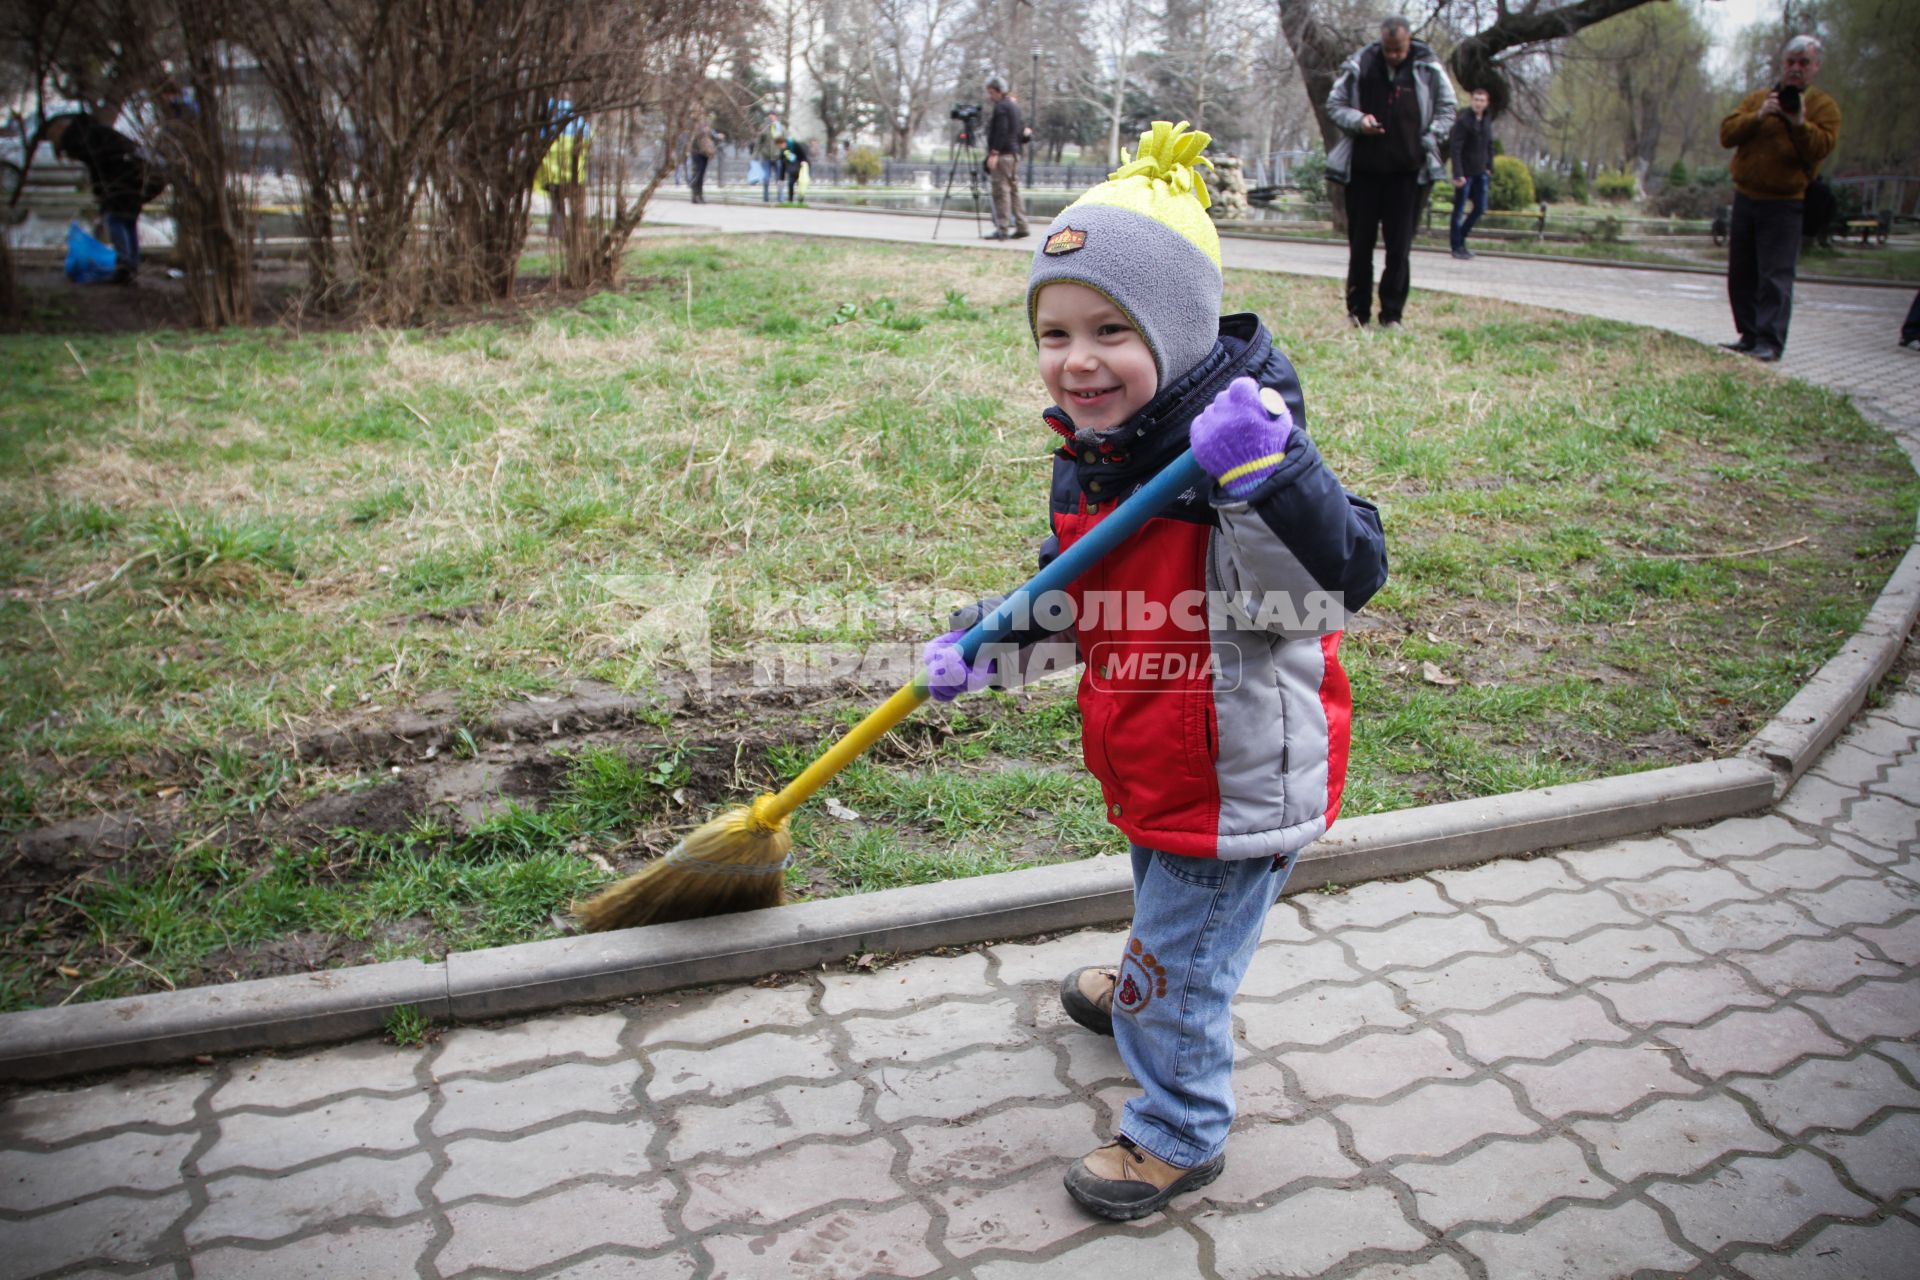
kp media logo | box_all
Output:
[1086,641,1241,693]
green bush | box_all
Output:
[1569,160,1589,203]
[1530,165,1563,204]
[1646,177,1733,220]
[1666,158,1689,189]
[845,145,884,186]
[1594,167,1637,201]
[1295,151,1327,201]
[1488,155,1536,211]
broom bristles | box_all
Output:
[575,801,794,932]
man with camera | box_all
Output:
[984,75,1029,241]
[1718,35,1840,363]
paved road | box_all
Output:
[2,204,1916,1279]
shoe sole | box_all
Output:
[1065,1154,1226,1221]
[1059,969,1114,1037]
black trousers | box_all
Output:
[1902,290,1920,343]
[690,153,709,203]
[1727,193,1802,351]
[1344,171,1420,324]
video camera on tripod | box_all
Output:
[950,103,983,146]
[933,104,988,239]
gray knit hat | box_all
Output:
[1027,122,1222,387]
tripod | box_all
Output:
[931,119,987,241]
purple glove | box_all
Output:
[922,629,996,702]
[1190,376,1295,499]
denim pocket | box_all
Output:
[1153,848,1229,889]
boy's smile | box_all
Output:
[1034,282,1159,433]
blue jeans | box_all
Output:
[105,213,140,273]
[1450,173,1488,252]
[1112,844,1296,1169]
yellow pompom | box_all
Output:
[1109,121,1214,210]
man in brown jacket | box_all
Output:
[1718,35,1840,362]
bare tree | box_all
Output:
[238,1,352,309]
[152,1,254,327]
[578,0,760,286]
[1153,0,1266,134]
[854,0,966,159]
[1276,0,1664,145]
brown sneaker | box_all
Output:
[1064,1136,1226,1220]
[1060,967,1116,1036]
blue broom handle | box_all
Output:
[954,450,1207,663]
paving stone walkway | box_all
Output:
[2,206,1916,1279]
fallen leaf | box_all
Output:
[1421,661,1459,686]
[1425,631,1442,643]
[824,796,861,821]
[586,853,616,875]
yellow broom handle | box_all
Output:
[759,677,931,824]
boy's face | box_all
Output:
[1034,282,1158,433]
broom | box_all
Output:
[576,449,1210,932]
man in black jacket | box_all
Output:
[1324,18,1456,328]
[45,113,164,282]
[984,76,1029,241]
[1448,88,1493,259]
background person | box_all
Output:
[984,75,1030,241]
[752,111,783,203]
[1717,34,1840,363]
[42,112,165,283]
[1324,16,1456,329]
[689,119,716,204]
[781,135,809,203]
[1448,87,1494,260]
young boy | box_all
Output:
[924,122,1388,1221]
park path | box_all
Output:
[1,201,1916,1279]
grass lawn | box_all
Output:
[1,233,1914,1010]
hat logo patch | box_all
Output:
[1044,227,1088,255]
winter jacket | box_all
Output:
[1719,87,1840,202]
[1449,108,1495,180]
[1013,314,1387,861]
[1325,40,1457,187]
[53,115,164,217]
[987,96,1025,155]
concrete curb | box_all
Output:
[0,958,447,1082]
[0,756,1788,1081]
[1744,540,1920,790]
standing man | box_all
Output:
[984,75,1030,241]
[1325,16,1456,329]
[1718,35,1840,363]
[1448,87,1494,260]
[689,118,716,204]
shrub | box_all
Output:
[1488,154,1536,211]
[1569,160,1589,203]
[1666,158,1689,188]
[1646,177,1734,220]
[845,145,884,185]
[1530,165,1563,204]
[1294,151,1327,201]
[1594,167,1637,201]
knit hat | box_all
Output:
[1027,121,1222,387]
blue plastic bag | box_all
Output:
[747,158,767,185]
[65,222,120,284]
